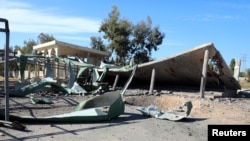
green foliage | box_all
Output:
[13,45,22,52]
[239,72,246,77]
[247,68,250,81]
[99,6,132,65]
[38,32,55,44]
[90,36,106,51]
[6,33,55,75]
[131,17,164,64]
[22,39,37,54]
[98,5,165,65]
[90,36,110,63]
[13,33,55,55]
[229,58,235,73]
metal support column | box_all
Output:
[149,68,156,95]
[200,49,209,98]
[112,74,119,90]
[0,18,10,121]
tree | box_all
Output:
[99,6,132,65]
[131,17,164,64]
[22,39,37,54]
[247,68,250,81]
[90,36,110,63]
[239,72,246,77]
[229,58,235,73]
[98,5,165,65]
[12,39,37,55]
[13,45,22,53]
[90,36,106,51]
[13,33,55,55]
[11,33,55,78]
[38,32,55,44]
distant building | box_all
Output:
[33,40,111,66]
[32,40,111,79]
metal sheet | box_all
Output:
[104,42,241,90]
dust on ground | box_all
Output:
[124,89,250,124]
[0,88,249,141]
[1,88,249,123]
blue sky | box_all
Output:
[0,0,249,71]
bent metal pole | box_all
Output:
[0,18,10,121]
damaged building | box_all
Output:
[101,42,241,96]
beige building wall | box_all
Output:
[32,40,111,79]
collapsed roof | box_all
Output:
[103,42,241,91]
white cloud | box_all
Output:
[185,14,241,22]
[213,1,250,9]
[0,0,101,33]
[202,14,240,21]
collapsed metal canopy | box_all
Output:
[103,42,241,90]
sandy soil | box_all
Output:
[0,89,249,141]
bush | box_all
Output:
[247,69,250,82]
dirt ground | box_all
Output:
[0,88,250,141]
